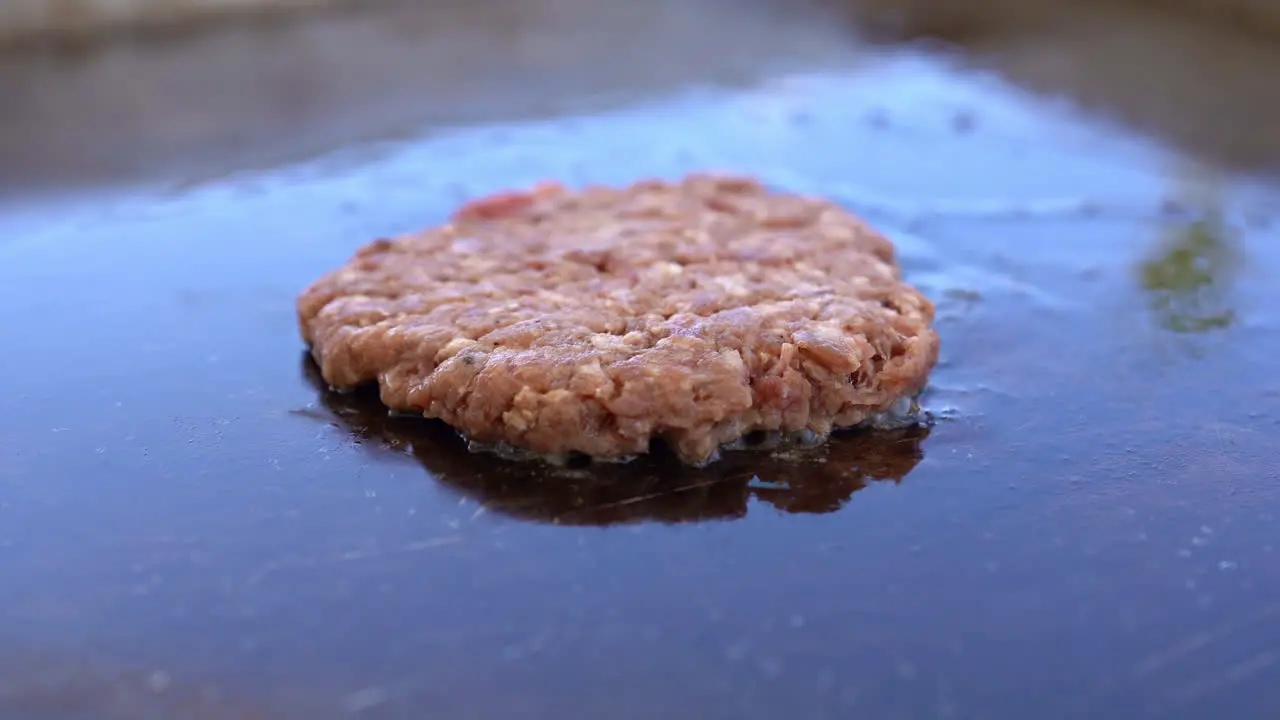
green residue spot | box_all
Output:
[1139,214,1241,334]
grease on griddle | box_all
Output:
[301,354,929,526]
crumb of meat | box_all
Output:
[297,174,941,466]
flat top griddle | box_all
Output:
[1,2,1278,718]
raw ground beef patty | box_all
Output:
[298,174,940,465]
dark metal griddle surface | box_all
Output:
[1,1,1279,718]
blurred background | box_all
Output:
[3,0,1279,195]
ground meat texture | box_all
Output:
[297,174,941,465]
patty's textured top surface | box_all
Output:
[298,174,939,464]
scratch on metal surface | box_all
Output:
[334,536,462,562]
[1139,600,1279,674]
[1132,631,1217,679]
[1151,650,1277,715]
[571,479,727,515]
[1074,601,1280,713]
[240,536,463,589]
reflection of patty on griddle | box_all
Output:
[299,175,939,465]
[305,358,930,527]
